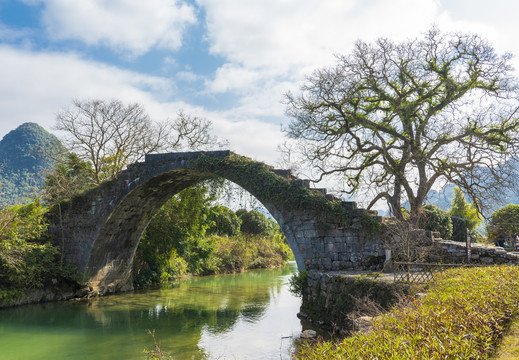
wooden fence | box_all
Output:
[393,262,480,283]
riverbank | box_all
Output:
[295,265,519,359]
[297,270,412,335]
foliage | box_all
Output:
[296,266,519,359]
[487,204,519,244]
[193,153,382,235]
[0,122,64,205]
[238,209,276,236]
[284,27,519,223]
[449,187,482,242]
[42,152,96,206]
[421,204,452,239]
[214,232,291,273]
[207,205,241,237]
[133,181,292,288]
[133,184,218,287]
[288,270,308,298]
[0,200,79,301]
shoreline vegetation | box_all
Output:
[131,183,293,289]
[295,265,519,359]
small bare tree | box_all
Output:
[55,99,217,184]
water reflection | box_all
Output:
[0,262,301,359]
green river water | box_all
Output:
[0,262,303,360]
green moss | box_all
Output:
[193,153,382,235]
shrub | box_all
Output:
[0,200,79,300]
[207,205,241,236]
[487,204,519,245]
[238,210,275,236]
[296,266,519,359]
[421,204,452,239]
[289,270,308,297]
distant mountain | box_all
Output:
[0,122,64,205]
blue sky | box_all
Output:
[0,0,518,168]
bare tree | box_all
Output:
[55,99,217,184]
[285,27,519,223]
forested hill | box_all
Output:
[0,122,64,205]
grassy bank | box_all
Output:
[494,318,519,359]
[296,266,519,359]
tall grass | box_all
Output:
[296,266,519,359]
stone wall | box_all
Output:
[434,239,519,264]
[300,237,519,333]
[300,270,409,334]
[283,210,386,272]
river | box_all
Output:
[0,262,304,359]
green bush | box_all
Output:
[288,270,308,297]
[214,232,291,273]
[0,200,79,300]
[487,204,519,245]
[421,204,452,239]
[238,210,275,236]
[451,216,467,242]
[296,266,519,359]
[207,205,241,236]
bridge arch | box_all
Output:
[49,151,384,295]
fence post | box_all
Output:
[466,225,471,264]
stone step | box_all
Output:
[341,201,357,210]
[311,188,327,195]
[293,179,311,188]
[272,169,293,179]
[326,194,341,201]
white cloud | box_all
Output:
[0,45,171,138]
[0,23,32,42]
[0,45,286,165]
[198,0,442,76]
[206,64,262,93]
[31,0,197,55]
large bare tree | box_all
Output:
[285,27,519,223]
[55,99,216,184]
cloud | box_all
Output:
[206,64,262,93]
[199,0,442,75]
[0,23,32,42]
[0,45,171,137]
[31,0,197,55]
[0,45,286,164]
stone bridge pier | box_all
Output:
[48,151,385,295]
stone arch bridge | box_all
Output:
[48,151,385,295]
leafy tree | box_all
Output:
[133,183,220,286]
[207,205,242,237]
[238,210,276,236]
[449,187,482,242]
[42,153,95,206]
[55,99,216,184]
[285,27,519,223]
[421,204,452,239]
[0,201,78,299]
[487,204,519,245]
